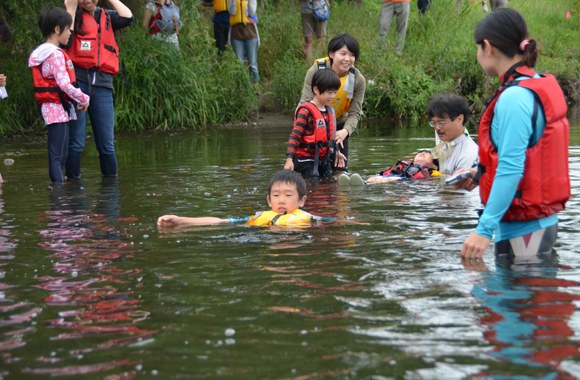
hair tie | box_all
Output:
[520,39,530,51]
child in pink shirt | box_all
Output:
[28,6,89,183]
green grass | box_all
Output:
[0,0,578,136]
[261,0,580,117]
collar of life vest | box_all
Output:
[431,133,469,159]
[316,58,355,99]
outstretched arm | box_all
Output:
[157,215,229,227]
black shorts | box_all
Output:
[293,157,333,178]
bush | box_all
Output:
[0,0,258,136]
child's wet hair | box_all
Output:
[327,33,360,62]
[37,6,72,38]
[311,69,341,95]
[427,94,470,126]
[268,170,307,199]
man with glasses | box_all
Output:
[427,94,479,175]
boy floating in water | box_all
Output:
[339,150,441,185]
[158,170,325,227]
[284,69,346,178]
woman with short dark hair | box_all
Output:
[298,33,366,170]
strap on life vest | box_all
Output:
[298,140,333,177]
[103,45,129,86]
[34,86,72,115]
[315,58,355,100]
[297,109,333,177]
[33,67,75,115]
[473,65,542,193]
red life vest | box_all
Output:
[379,160,436,179]
[295,102,336,159]
[476,63,570,222]
[66,10,120,76]
[32,48,77,114]
[149,2,164,34]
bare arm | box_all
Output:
[342,70,366,135]
[157,215,229,227]
[109,0,133,18]
[143,9,153,30]
[64,0,78,29]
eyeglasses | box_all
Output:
[429,117,456,128]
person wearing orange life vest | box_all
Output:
[212,0,230,54]
[228,0,259,82]
[158,170,328,227]
[286,69,346,178]
[28,6,90,183]
[62,0,133,179]
[454,9,570,259]
[143,0,181,48]
[299,33,366,171]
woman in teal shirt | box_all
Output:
[455,9,570,259]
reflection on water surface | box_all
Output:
[0,117,578,379]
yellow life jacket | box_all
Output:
[230,0,256,25]
[214,0,228,13]
[314,57,355,119]
[246,209,315,227]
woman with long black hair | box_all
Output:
[456,8,570,259]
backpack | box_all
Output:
[154,1,182,34]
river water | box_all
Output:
[0,116,578,379]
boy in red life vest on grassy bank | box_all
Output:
[339,150,442,185]
[284,69,346,178]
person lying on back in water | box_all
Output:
[338,150,442,185]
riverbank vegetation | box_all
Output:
[0,0,578,136]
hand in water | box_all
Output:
[335,151,347,168]
[335,129,348,147]
[461,232,491,259]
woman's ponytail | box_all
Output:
[521,38,539,68]
[474,8,539,67]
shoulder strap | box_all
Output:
[316,59,327,70]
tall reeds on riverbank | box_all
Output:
[0,0,258,136]
[0,0,578,136]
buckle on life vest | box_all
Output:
[34,87,72,115]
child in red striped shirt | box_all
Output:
[284,69,345,178]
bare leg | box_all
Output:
[305,37,314,59]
